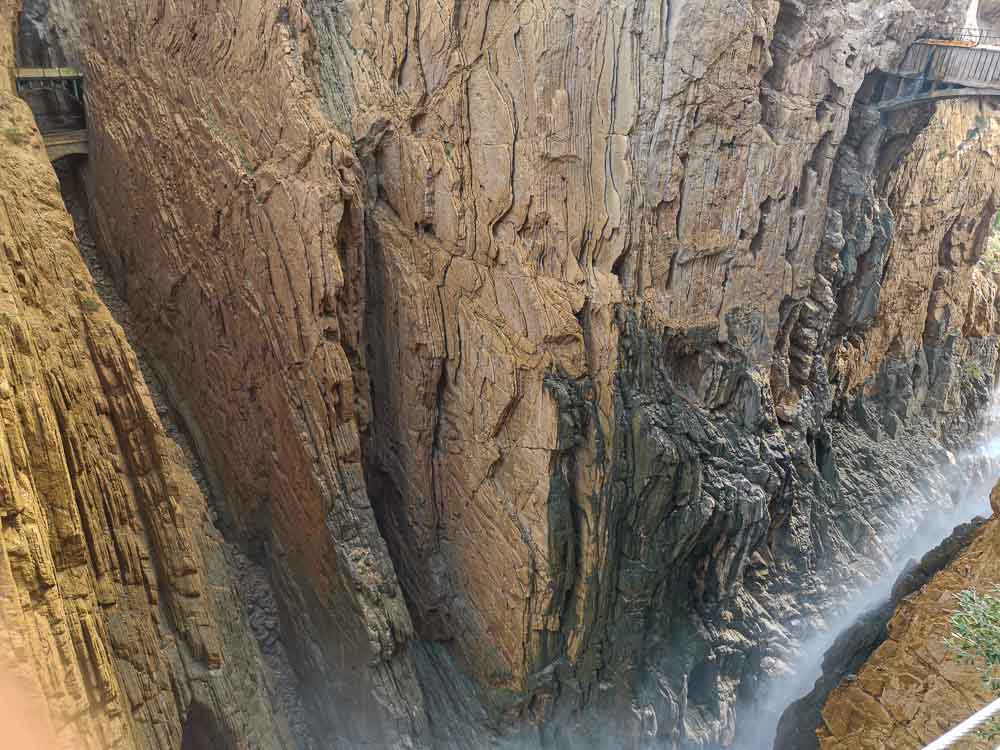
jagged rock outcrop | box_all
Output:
[303,1,1000,744]
[11,0,1000,748]
[800,496,1000,749]
[774,513,990,750]
[0,3,293,748]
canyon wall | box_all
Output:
[11,0,1000,748]
[60,1,429,747]
[0,2,294,748]
[774,509,992,750]
[799,489,1000,750]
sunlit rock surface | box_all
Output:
[809,492,1000,750]
[774,511,992,750]
[7,0,1000,747]
[0,2,294,747]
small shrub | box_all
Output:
[965,360,984,380]
[948,587,1000,687]
[237,144,254,175]
[938,147,949,161]
[947,587,1000,740]
[979,220,1000,274]
[80,297,101,313]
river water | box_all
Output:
[736,394,1000,750]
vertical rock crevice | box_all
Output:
[44,2,430,746]
[54,155,320,750]
[12,0,1000,748]
[0,6,297,745]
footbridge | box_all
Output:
[876,29,1000,113]
[10,67,88,161]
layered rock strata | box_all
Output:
[50,1,429,746]
[14,0,1000,748]
[0,2,294,748]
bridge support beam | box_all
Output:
[876,86,1000,113]
[43,130,89,162]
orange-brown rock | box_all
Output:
[60,1,428,746]
[818,514,1000,750]
[13,0,1000,746]
[0,2,293,748]
[834,101,1000,401]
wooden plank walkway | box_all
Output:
[13,67,83,81]
[10,66,88,146]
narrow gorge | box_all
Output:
[4,1,1000,749]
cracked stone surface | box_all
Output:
[774,504,995,750]
[8,0,1000,748]
[810,498,1000,750]
[0,2,295,748]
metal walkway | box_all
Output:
[876,30,1000,113]
[10,67,88,161]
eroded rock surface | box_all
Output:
[980,0,1000,33]
[302,1,1000,744]
[9,0,1000,748]
[774,513,990,750]
[809,500,1000,749]
[0,2,294,748]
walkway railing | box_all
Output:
[919,27,1000,47]
[921,696,1000,749]
[11,67,86,134]
[8,67,89,161]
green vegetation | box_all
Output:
[80,297,101,313]
[965,115,989,144]
[3,127,26,146]
[946,587,1000,740]
[965,360,984,381]
[948,586,1000,690]
[238,144,255,177]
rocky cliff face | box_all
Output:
[0,2,294,748]
[9,0,1000,748]
[788,489,1000,750]
[980,0,1000,33]
[57,2,428,747]
[774,511,992,750]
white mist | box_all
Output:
[735,392,1000,750]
